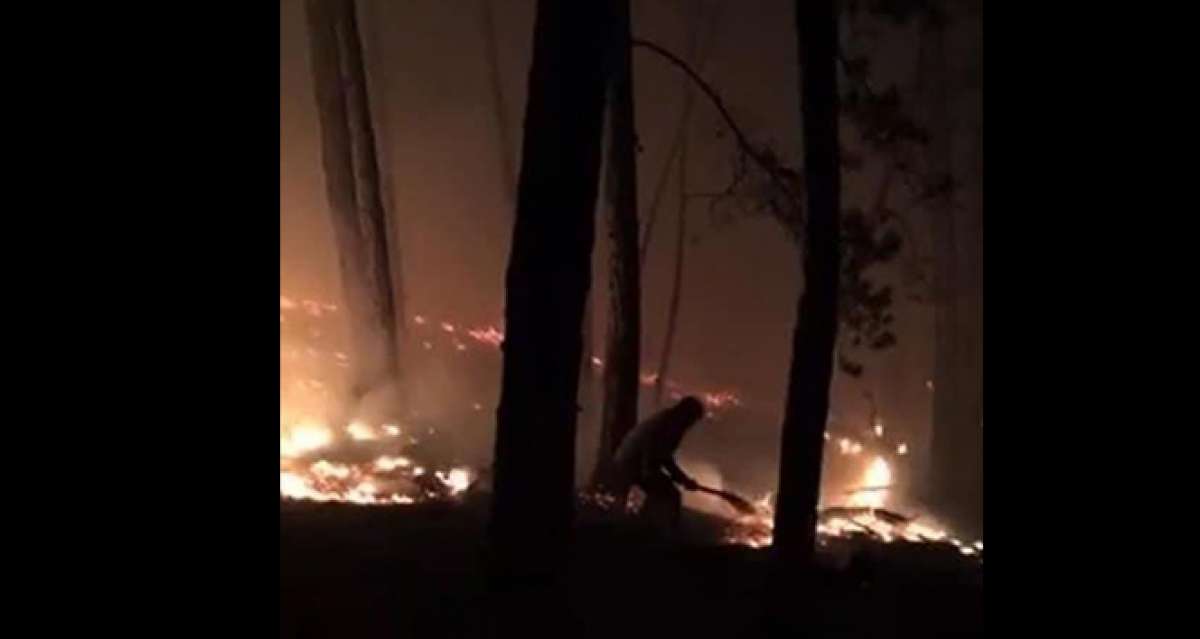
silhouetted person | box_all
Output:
[613,396,705,531]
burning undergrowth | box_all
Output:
[280,418,477,505]
[280,294,981,560]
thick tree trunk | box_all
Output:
[305,0,400,404]
[593,0,641,488]
[772,0,841,580]
[488,0,608,599]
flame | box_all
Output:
[281,453,470,505]
[436,468,472,494]
[847,457,892,508]
[719,454,981,561]
[280,422,333,458]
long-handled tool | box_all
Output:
[692,483,758,515]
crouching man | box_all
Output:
[612,396,706,531]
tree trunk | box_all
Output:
[922,3,983,538]
[488,0,608,604]
[479,0,518,206]
[772,0,841,582]
[359,0,408,398]
[651,5,707,407]
[638,1,722,266]
[653,123,687,408]
[305,0,400,405]
[593,0,642,488]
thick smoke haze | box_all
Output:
[281,0,979,518]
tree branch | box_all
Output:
[632,38,801,206]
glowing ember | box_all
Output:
[441,322,456,333]
[346,421,377,441]
[383,424,402,437]
[896,443,908,455]
[413,315,427,325]
[873,422,884,437]
[373,455,412,471]
[301,300,324,317]
[466,326,504,347]
[701,391,741,410]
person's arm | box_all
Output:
[664,458,699,490]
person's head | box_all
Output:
[676,396,705,428]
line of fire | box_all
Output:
[281,1,982,636]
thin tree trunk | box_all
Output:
[593,0,641,488]
[359,0,407,396]
[650,4,707,407]
[488,0,608,612]
[479,0,518,205]
[652,142,687,407]
[772,0,841,587]
[639,1,723,267]
[305,0,400,404]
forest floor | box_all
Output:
[280,496,982,638]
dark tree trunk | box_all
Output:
[488,0,608,607]
[772,0,841,580]
[593,0,641,488]
[305,0,400,404]
[360,0,408,397]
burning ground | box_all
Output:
[280,294,981,557]
[280,294,981,637]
